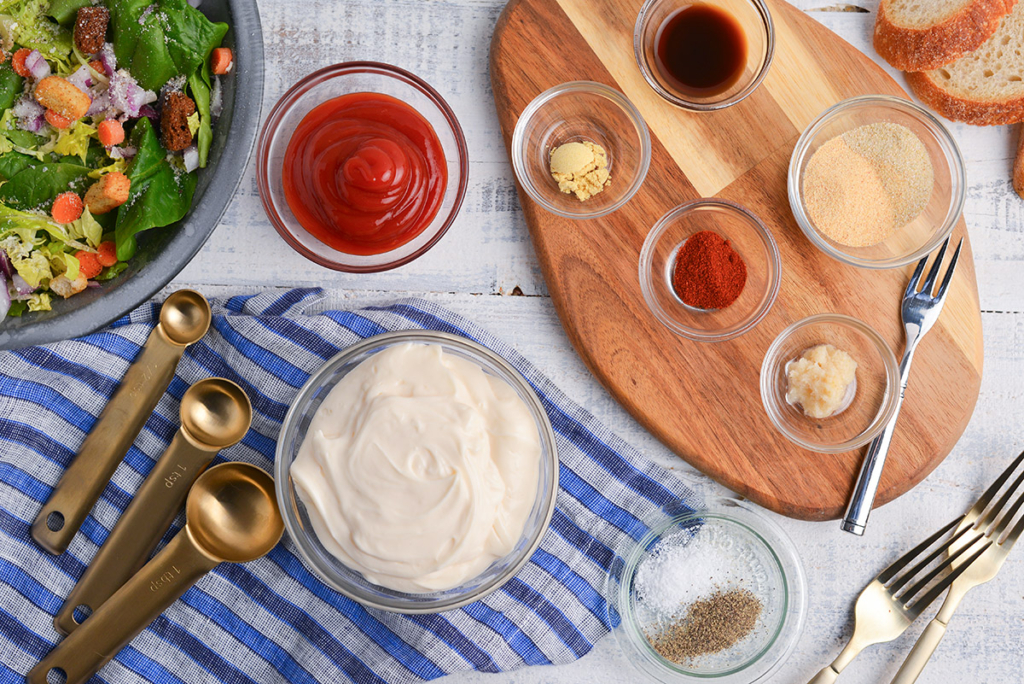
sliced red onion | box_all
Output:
[13,96,43,119]
[0,274,10,322]
[210,76,223,119]
[107,144,136,159]
[97,43,116,76]
[138,104,158,121]
[24,50,50,81]
[182,145,199,172]
[109,69,156,118]
[19,113,46,134]
[67,66,93,93]
[86,280,101,289]
[11,274,33,297]
[0,250,11,280]
[87,91,110,116]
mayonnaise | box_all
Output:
[290,342,542,593]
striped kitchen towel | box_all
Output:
[0,289,701,683]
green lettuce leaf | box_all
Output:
[107,0,228,91]
[114,117,196,260]
[67,207,101,246]
[0,160,92,210]
[12,249,50,287]
[47,0,91,25]
[0,0,74,62]
[27,291,50,311]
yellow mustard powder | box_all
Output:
[785,344,858,419]
[549,141,611,202]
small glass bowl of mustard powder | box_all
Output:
[789,95,965,269]
[511,81,651,219]
[760,314,900,453]
[640,199,781,342]
[608,499,807,683]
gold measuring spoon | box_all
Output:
[27,462,283,684]
[54,378,252,635]
[31,290,212,555]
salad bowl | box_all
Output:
[0,0,264,350]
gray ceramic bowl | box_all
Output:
[0,0,264,350]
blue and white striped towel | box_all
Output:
[0,289,701,683]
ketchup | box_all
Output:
[282,92,448,256]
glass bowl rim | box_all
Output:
[255,61,470,273]
[759,312,901,453]
[510,80,652,220]
[274,329,559,614]
[638,198,782,343]
[633,0,776,112]
[610,498,807,682]
[787,94,966,270]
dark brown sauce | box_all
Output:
[654,4,748,98]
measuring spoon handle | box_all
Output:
[31,325,187,555]
[28,527,218,684]
[54,430,217,634]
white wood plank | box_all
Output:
[161,0,1024,680]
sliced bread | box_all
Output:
[907,1,1024,125]
[874,0,1017,71]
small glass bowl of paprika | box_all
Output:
[257,62,469,273]
[639,199,781,343]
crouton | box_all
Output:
[34,76,91,122]
[160,91,196,152]
[74,7,109,55]
[84,172,130,215]
[49,273,87,298]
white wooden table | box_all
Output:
[170,1,1024,681]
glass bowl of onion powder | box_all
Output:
[788,95,965,269]
[608,499,806,683]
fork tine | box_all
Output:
[904,539,993,614]
[921,237,950,296]
[934,238,964,301]
[905,254,928,299]
[965,451,1024,524]
[896,531,986,601]
[1002,505,1024,549]
[990,472,1024,538]
[877,518,960,584]
[978,462,1024,533]
[887,524,982,594]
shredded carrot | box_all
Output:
[0,49,8,66]
[75,251,102,279]
[51,192,84,224]
[97,119,124,147]
[45,109,71,129]
[88,60,104,73]
[210,47,233,75]
[12,49,31,78]
[96,241,117,267]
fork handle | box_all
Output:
[842,346,917,535]
[807,665,840,684]
[890,619,947,684]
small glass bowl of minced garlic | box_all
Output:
[760,314,900,453]
[511,81,651,219]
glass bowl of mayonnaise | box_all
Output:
[275,330,559,613]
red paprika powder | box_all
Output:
[671,230,747,309]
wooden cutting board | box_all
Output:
[490,0,984,520]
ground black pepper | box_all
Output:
[647,588,763,663]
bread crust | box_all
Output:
[1014,124,1024,199]
[906,70,1024,125]
[874,0,1017,71]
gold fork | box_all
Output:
[890,451,1024,683]
[807,520,990,683]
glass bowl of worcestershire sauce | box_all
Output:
[257,62,469,272]
[635,0,775,111]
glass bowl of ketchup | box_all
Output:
[634,0,775,111]
[257,62,469,272]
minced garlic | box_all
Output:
[785,344,858,419]
[549,140,611,202]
